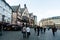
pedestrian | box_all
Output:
[40,27,43,33]
[52,24,57,36]
[34,25,37,33]
[34,27,36,33]
[52,27,55,36]
[0,24,2,35]
[43,27,46,33]
[37,26,40,36]
[26,26,30,38]
[22,25,26,38]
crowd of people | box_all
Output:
[34,26,46,36]
[21,23,57,39]
[21,24,31,38]
[34,25,57,36]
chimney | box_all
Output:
[24,4,27,8]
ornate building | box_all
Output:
[11,4,22,26]
[11,4,37,27]
[39,16,60,29]
[20,4,29,26]
[11,4,30,26]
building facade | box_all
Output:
[29,13,34,27]
[33,15,37,25]
[21,4,29,17]
[0,0,12,31]
[11,4,22,26]
[11,4,30,26]
[39,16,60,29]
[39,19,54,27]
[11,4,37,27]
[20,4,29,26]
[0,0,12,24]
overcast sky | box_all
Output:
[6,0,60,23]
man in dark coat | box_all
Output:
[52,24,57,36]
[37,26,40,36]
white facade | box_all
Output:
[39,17,60,28]
[39,20,54,27]
[52,19,60,24]
[0,0,12,23]
[22,8,29,17]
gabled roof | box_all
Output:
[11,5,19,12]
[20,8,25,13]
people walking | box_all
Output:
[26,26,30,38]
[34,27,36,33]
[22,26,26,38]
[40,27,43,33]
[52,24,57,36]
[43,27,46,33]
[52,27,55,36]
[37,26,40,36]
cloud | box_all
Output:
[47,10,59,14]
[46,10,60,17]
[37,9,60,22]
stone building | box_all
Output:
[0,0,12,31]
[11,4,29,26]
[39,16,60,29]
[29,13,34,27]
[11,4,37,27]
[20,4,29,25]
[11,4,22,26]
[0,0,12,23]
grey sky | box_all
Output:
[6,0,60,22]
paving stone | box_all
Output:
[0,28,60,40]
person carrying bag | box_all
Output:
[26,26,31,38]
[22,26,26,38]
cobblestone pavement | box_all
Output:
[0,28,60,40]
